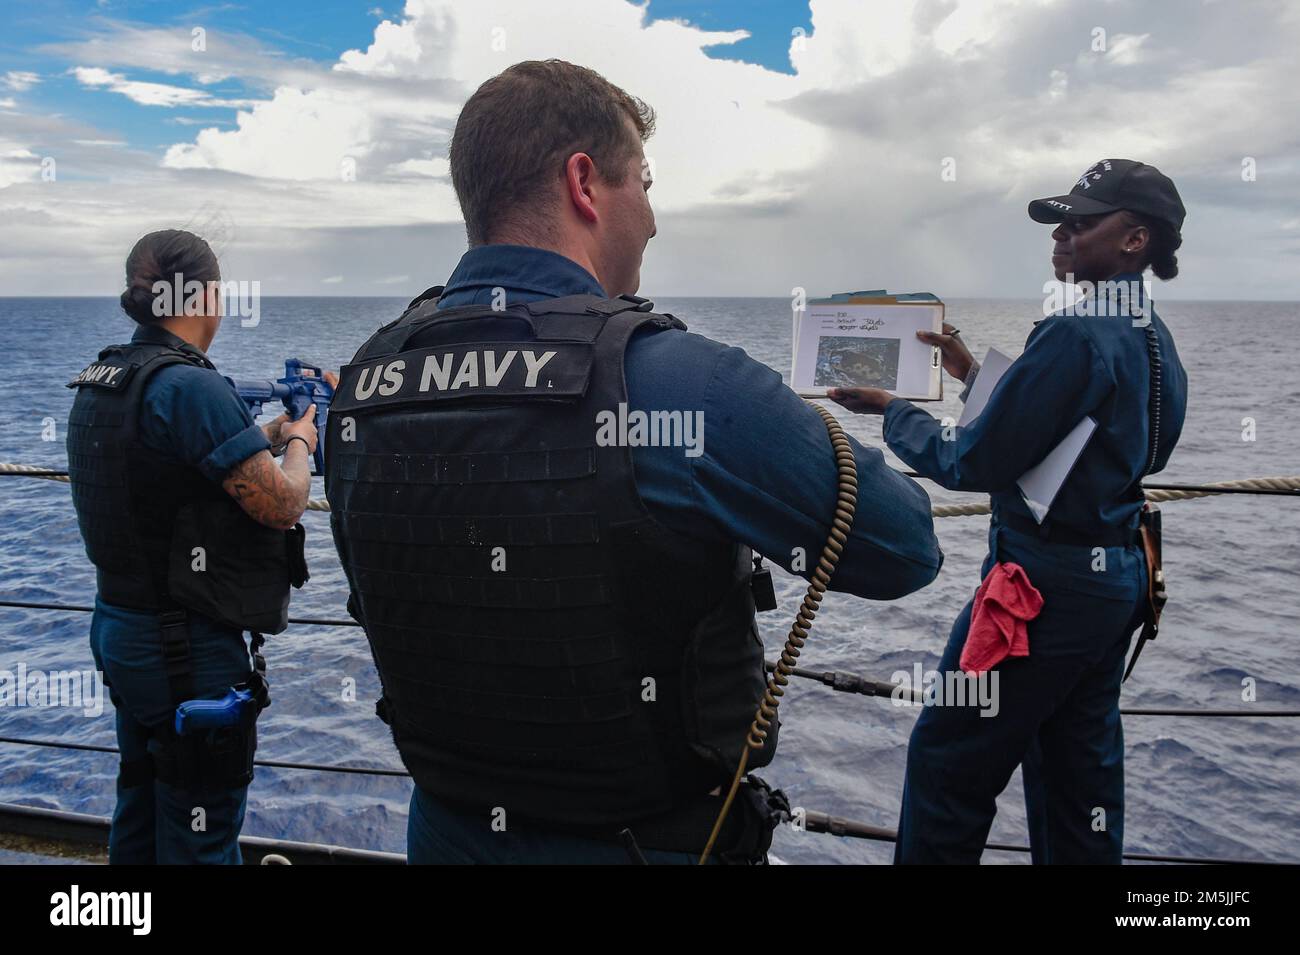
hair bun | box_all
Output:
[120,284,160,324]
[120,229,221,325]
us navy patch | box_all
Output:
[331,342,593,412]
[67,361,132,389]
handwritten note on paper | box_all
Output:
[792,302,943,400]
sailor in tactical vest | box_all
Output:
[325,60,945,864]
[67,230,324,863]
[830,160,1189,863]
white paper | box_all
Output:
[957,347,1014,427]
[792,302,943,400]
[959,348,1098,523]
[1017,417,1098,522]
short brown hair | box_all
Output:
[448,60,655,246]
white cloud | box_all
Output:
[322,275,344,283]
[1047,68,1069,101]
[163,86,378,179]
[336,18,424,75]
[0,143,40,189]
[163,0,826,218]
[791,0,1058,86]
[3,0,1299,298]
[71,66,252,108]
[1106,32,1151,66]
[44,25,285,88]
[169,116,235,126]
[388,157,449,177]
[3,71,40,91]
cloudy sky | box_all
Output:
[1,0,1297,300]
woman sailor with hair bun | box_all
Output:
[830,160,1189,864]
[66,229,326,863]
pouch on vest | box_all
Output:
[167,497,299,634]
[680,547,778,775]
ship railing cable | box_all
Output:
[5,597,1294,717]
[3,462,1298,863]
[0,735,1285,865]
[1,597,1294,720]
[5,463,1300,514]
[761,660,1300,717]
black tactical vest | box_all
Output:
[66,330,297,633]
[326,291,776,827]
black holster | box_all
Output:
[622,774,791,864]
[150,715,258,793]
[1124,503,1167,682]
[715,775,792,864]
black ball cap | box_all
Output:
[1028,159,1185,232]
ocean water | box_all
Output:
[1,295,1297,865]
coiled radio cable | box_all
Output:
[699,402,859,864]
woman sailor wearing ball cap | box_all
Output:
[829,159,1189,863]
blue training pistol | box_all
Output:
[174,686,258,736]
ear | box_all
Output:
[563,152,600,225]
[1123,219,1149,257]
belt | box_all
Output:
[428,779,786,863]
[502,792,751,856]
[999,512,1140,548]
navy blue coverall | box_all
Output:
[884,275,1187,863]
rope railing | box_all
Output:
[0,464,70,481]
[927,474,1300,518]
[5,463,1300,517]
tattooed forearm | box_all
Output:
[222,445,311,529]
[278,440,312,515]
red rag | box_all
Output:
[959,561,1044,675]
